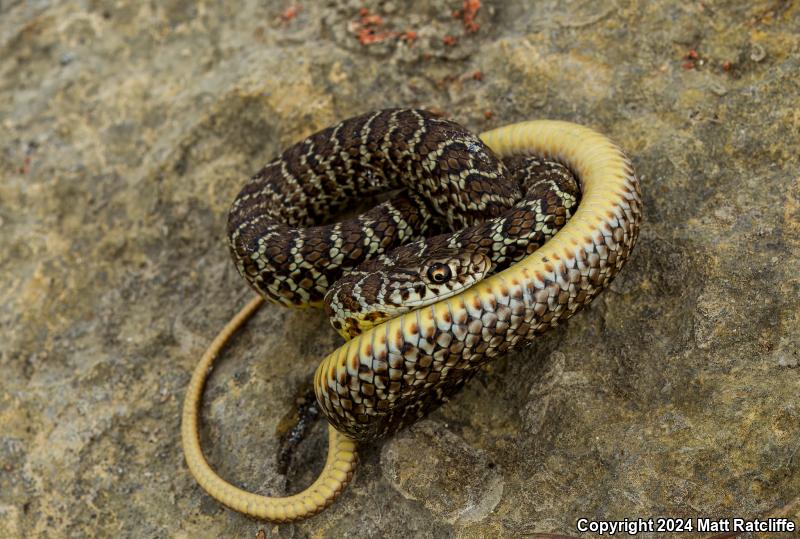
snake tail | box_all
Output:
[181,296,359,523]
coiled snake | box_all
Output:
[182,109,642,522]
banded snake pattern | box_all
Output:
[182,109,642,522]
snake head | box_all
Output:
[387,248,492,308]
[325,245,491,338]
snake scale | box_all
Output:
[182,109,643,522]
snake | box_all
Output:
[181,109,643,522]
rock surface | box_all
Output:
[1,1,798,537]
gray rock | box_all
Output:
[1,1,798,537]
[381,421,504,524]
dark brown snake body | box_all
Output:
[182,109,642,522]
[227,109,523,308]
[227,109,580,337]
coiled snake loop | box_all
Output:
[182,111,642,522]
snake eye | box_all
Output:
[426,263,452,284]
